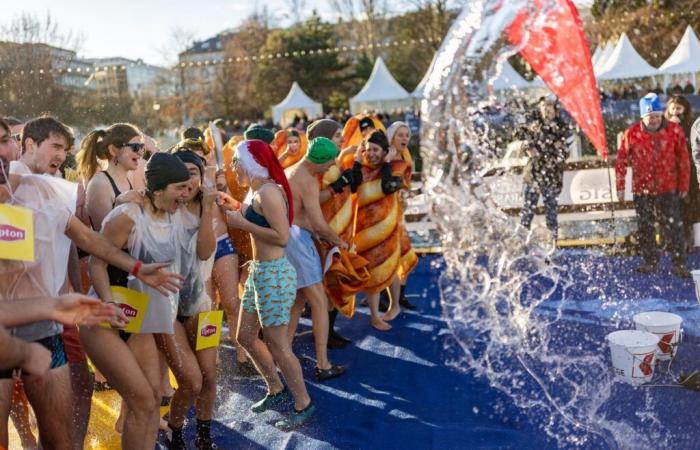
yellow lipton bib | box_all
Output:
[0,204,34,262]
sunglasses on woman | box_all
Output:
[121,143,146,153]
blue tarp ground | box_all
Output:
[159,250,700,450]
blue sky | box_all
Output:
[2,0,592,67]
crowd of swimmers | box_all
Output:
[0,113,419,449]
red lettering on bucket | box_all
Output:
[0,224,25,242]
[657,332,674,354]
[118,303,138,318]
[639,353,654,376]
[201,325,217,337]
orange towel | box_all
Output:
[271,129,308,169]
[352,160,410,294]
[322,248,370,317]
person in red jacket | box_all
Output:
[615,93,691,278]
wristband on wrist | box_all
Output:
[130,260,143,277]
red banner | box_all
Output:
[506,0,608,158]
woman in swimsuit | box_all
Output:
[161,150,220,449]
[77,123,145,232]
[80,152,190,450]
[223,139,315,431]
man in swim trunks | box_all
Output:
[285,137,348,381]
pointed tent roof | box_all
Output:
[593,39,616,74]
[596,33,659,80]
[272,82,323,125]
[351,57,410,103]
[659,26,700,75]
[490,61,531,90]
[412,55,437,99]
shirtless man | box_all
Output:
[0,117,182,449]
[285,137,348,381]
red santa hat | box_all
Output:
[235,139,294,225]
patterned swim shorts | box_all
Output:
[241,257,297,328]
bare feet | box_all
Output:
[371,317,392,331]
[383,306,401,322]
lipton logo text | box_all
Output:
[201,325,217,337]
[0,224,25,242]
[119,303,138,318]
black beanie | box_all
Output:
[367,130,390,153]
[146,152,191,192]
[359,117,375,132]
[182,127,204,141]
[173,150,204,178]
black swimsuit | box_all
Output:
[82,172,133,285]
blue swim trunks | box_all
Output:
[284,226,323,289]
[215,234,237,260]
[241,257,297,328]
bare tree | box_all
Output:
[285,0,310,24]
[0,12,84,122]
[160,26,197,67]
[331,0,390,59]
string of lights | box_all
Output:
[592,9,697,26]
[0,36,437,76]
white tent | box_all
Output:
[593,39,616,75]
[490,60,531,91]
[412,70,428,99]
[350,57,412,113]
[591,46,602,67]
[412,55,437,100]
[596,33,659,80]
[272,82,323,126]
[659,26,700,89]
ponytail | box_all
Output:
[76,123,141,181]
[76,129,108,181]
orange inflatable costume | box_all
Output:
[271,129,308,169]
[221,135,253,262]
[394,147,418,282]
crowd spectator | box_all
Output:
[615,93,690,278]
[519,95,572,240]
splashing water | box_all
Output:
[419,1,672,448]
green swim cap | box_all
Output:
[305,137,338,164]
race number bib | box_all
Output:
[0,204,34,262]
[196,310,224,351]
[100,286,150,333]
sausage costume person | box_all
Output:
[308,119,369,347]
[384,121,418,310]
[352,131,410,331]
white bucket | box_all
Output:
[633,311,683,361]
[693,223,700,247]
[606,330,659,384]
[692,270,700,304]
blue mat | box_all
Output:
[161,250,700,449]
